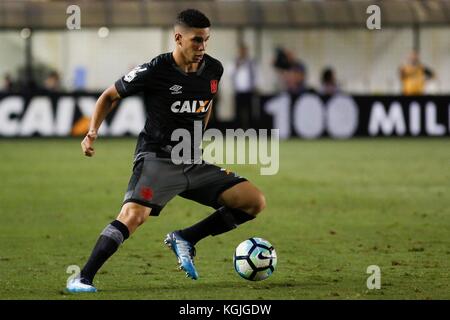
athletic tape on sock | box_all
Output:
[100,224,125,245]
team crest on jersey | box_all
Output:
[124,65,147,83]
[171,100,212,113]
[210,80,218,93]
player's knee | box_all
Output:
[132,212,148,227]
[118,204,149,230]
[247,193,266,217]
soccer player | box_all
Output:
[66,9,266,293]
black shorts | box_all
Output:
[123,153,247,216]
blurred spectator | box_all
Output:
[44,70,62,92]
[73,66,87,91]
[399,50,434,95]
[273,47,311,96]
[273,47,293,70]
[320,67,340,95]
[230,43,258,129]
[2,73,15,91]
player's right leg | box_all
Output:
[66,202,151,293]
[67,154,185,292]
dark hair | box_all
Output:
[175,9,211,28]
[273,47,290,70]
[321,67,335,84]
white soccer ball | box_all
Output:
[233,237,277,281]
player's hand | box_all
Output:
[81,131,98,157]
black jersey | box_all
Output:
[115,52,223,159]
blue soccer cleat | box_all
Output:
[164,231,199,280]
[66,275,97,293]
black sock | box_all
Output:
[80,220,129,284]
[178,207,255,245]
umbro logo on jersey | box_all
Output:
[171,100,211,113]
[169,85,183,94]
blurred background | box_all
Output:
[0,0,449,136]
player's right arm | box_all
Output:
[81,85,121,157]
[82,62,152,157]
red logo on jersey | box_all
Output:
[210,80,218,93]
[140,186,153,201]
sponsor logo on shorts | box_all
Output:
[220,168,232,175]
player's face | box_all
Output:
[180,28,210,64]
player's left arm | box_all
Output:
[204,62,223,129]
[204,100,213,129]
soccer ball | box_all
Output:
[233,237,277,281]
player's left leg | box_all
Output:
[175,181,264,246]
[166,164,265,280]
[217,181,266,217]
[164,182,264,280]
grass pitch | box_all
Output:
[0,138,449,300]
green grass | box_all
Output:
[0,138,449,300]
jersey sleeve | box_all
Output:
[115,63,153,98]
[217,62,224,82]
